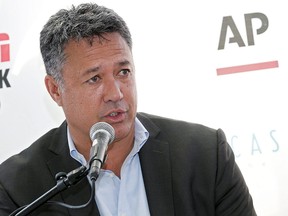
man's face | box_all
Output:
[52,33,137,143]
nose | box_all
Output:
[103,78,124,103]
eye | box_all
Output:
[118,69,131,77]
[87,75,101,84]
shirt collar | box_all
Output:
[67,127,87,166]
[133,117,149,154]
[67,117,149,166]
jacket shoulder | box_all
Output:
[137,112,219,142]
[0,121,68,187]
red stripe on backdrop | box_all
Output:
[216,60,279,76]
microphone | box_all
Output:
[89,122,115,180]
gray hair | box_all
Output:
[40,3,132,88]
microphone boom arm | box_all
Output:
[12,166,88,216]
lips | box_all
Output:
[105,108,126,116]
[104,109,127,123]
[108,112,120,117]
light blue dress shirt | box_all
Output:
[67,118,151,216]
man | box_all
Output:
[0,3,257,216]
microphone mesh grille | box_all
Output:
[89,122,115,143]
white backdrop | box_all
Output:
[0,0,287,215]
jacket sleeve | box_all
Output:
[215,129,257,216]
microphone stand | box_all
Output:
[11,165,89,216]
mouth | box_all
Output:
[108,112,121,117]
[105,109,127,122]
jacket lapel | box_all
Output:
[45,121,100,216]
[138,113,175,216]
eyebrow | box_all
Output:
[84,60,132,75]
[117,59,131,67]
[84,66,100,75]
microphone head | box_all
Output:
[89,122,115,144]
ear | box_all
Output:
[44,75,63,106]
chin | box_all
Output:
[114,122,134,140]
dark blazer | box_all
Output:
[0,112,256,216]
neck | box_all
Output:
[102,134,135,178]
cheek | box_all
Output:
[124,82,137,101]
[132,83,138,102]
[61,90,85,111]
[62,93,100,125]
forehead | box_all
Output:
[64,33,131,57]
[62,33,134,72]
